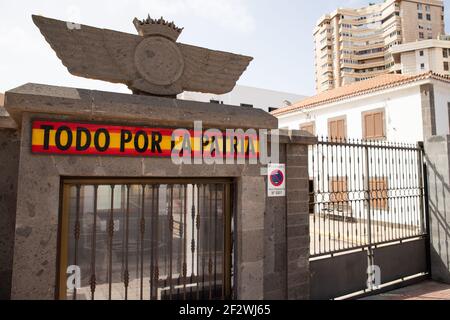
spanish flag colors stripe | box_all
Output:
[31,120,259,159]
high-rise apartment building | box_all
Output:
[391,35,450,75]
[314,0,445,93]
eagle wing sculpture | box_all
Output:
[32,15,253,96]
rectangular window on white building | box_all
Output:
[330,177,348,201]
[362,109,385,140]
[328,116,347,140]
[300,122,316,135]
[369,178,388,210]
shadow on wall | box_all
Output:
[425,136,450,284]
[0,128,20,300]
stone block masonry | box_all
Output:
[425,135,450,284]
[0,128,20,300]
[4,83,316,300]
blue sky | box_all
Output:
[1,0,449,96]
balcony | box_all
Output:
[340,41,384,51]
[320,39,333,50]
[354,50,385,59]
[353,60,385,69]
[342,68,387,78]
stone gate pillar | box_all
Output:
[0,103,20,300]
[421,83,450,284]
[424,135,450,283]
[264,130,316,300]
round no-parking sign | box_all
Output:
[268,164,286,197]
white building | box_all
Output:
[178,85,306,113]
[272,72,450,142]
[392,36,450,75]
[273,72,450,228]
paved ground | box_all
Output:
[310,214,421,255]
[361,281,450,300]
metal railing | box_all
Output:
[309,137,427,257]
[60,179,233,300]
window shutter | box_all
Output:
[374,112,383,137]
[364,110,385,139]
[301,123,315,135]
[329,118,346,139]
[338,120,345,138]
[328,121,335,138]
[365,114,374,138]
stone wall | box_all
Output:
[264,143,287,299]
[263,134,315,300]
[0,128,20,299]
[285,143,310,300]
[5,84,315,300]
[425,135,450,283]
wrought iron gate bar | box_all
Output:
[108,185,115,300]
[73,185,81,300]
[139,185,145,300]
[309,137,426,258]
[89,185,98,300]
[61,179,232,301]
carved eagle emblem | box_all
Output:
[32,15,253,96]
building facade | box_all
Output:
[314,0,445,93]
[273,72,450,141]
[178,85,306,113]
[392,36,450,74]
[273,72,450,289]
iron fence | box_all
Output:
[60,179,233,300]
[309,137,427,257]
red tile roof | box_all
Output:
[272,72,450,116]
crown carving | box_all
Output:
[133,15,183,41]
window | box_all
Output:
[444,62,449,71]
[369,178,388,210]
[426,13,431,21]
[328,116,346,140]
[300,122,315,135]
[363,109,385,139]
[420,50,424,56]
[418,12,423,19]
[444,49,448,58]
[419,32,424,39]
[330,177,348,202]
[421,63,425,70]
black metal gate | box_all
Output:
[58,178,233,300]
[309,137,429,300]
